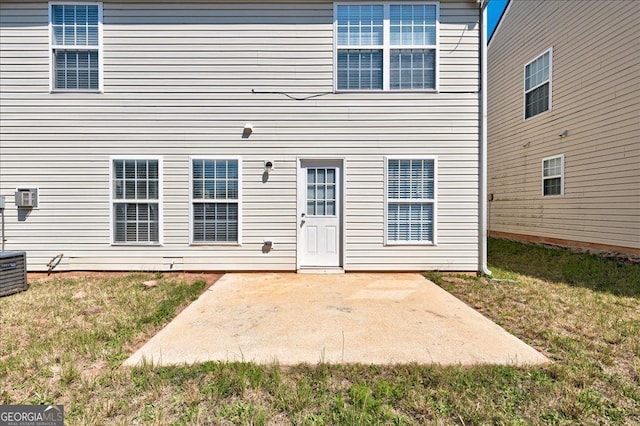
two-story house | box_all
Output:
[0,0,490,273]
[487,0,640,258]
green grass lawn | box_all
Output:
[1,239,638,424]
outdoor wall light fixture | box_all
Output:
[264,161,274,172]
[559,130,569,138]
[242,123,253,138]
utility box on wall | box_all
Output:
[15,188,38,208]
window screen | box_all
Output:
[542,155,563,196]
[387,158,435,242]
[336,3,437,91]
[525,50,551,118]
[51,4,101,90]
[112,159,160,244]
[192,159,240,243]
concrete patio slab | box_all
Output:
[124,273,549,366]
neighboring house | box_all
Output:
[0,0,490,273]
[487,0,640,257]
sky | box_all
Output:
[487,0,509,39]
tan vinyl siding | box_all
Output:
[0,0,480,272]
[487,0,640,253]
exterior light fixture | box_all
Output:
[242,123,253,138]
[264,161,273,172]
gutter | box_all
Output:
[478,0,492,275]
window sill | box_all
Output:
[524,108,552,121]
[111,243,162,247]
[334,89,439,94]
[190,242,242,246]
[50,89,103,94]
[385,241,436,246]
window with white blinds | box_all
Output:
[335,3,438,91]
[524,48,552,118]
[191,158,241,244]
[50,3,102,91]
[112,159,161,244]
[386,158,436,244]
[542,154,564,196]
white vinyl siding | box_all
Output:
[1,0,480,272]
[190,158,241,244]
[542,154,563,197]
[49,2,103,91]
[385,157,437,244]
[111,158,161,244]
[335,2,438,91]
[488,0,640,254]
[524,48,551,119]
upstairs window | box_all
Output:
[335,3,438,91]
[542,154,564,196]
[524,48,552,118]
[50,3,102,91]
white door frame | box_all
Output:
[296,157,346,270]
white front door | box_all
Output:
[298,160,342,268]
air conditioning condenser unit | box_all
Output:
[0,251,28,297]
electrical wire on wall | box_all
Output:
[443,21,475,56]
[251,89,333,101]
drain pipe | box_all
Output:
[479,0,492,276]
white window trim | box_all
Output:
[49,1,104,93]
[384,155,438,245]
[542,154,564,197]
[333,2,440,92]
[189,156,243,246]
[109,156,163,246]
[523,47,552,120]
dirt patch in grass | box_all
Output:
[28,271,222,286]
[439,276,469,286]
[27,271,131,283]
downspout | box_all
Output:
[479,0,492,275]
